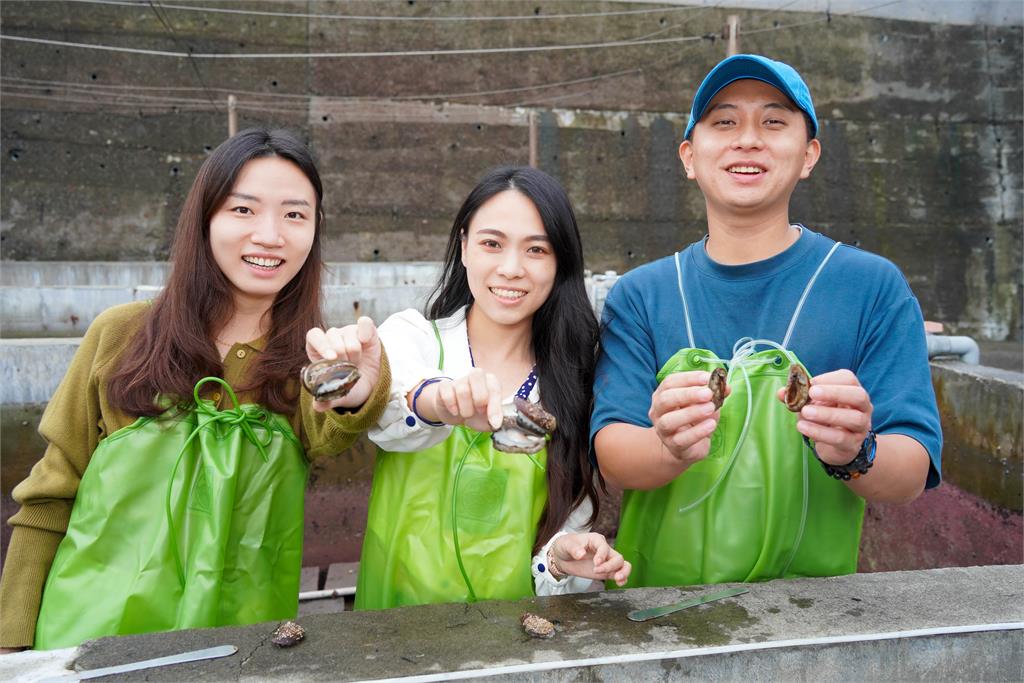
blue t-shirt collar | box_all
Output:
[692,224,818,281]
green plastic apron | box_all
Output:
[35,378,308,650]
[615,242,865,589]
[356,325,549,610]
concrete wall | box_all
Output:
[2,1,1021,340]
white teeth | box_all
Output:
[243,256,282,268]
[490,287,526,300]
[728,165,764,174]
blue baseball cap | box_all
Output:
[683,54,818,140]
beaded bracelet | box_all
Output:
[411,377,449,427]
[546,546,566,580]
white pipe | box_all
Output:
[926,334,981,364]
[357,622,1024,683]
[298,587,355,601]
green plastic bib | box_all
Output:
[356,320,549,610]
[356,427,548,609]
[614,348,864,588]
[35,378,308,650]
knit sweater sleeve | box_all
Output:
[298,347,392,461]
[0,302,144,648]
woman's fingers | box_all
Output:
[305,327,332,361]
[435,380,459,418]
[613,560,632,586]
[355,316,379,348]
[484,373,503,431]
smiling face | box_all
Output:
[679,79,821,219]
[208,155,317,310]
[460,189,557,331]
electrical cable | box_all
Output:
[146,0,221,111]
[56,0,718,22]
[0,30,718,59]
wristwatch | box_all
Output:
[808,431,877,481]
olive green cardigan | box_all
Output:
[0,302,390,647]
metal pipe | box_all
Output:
[298,587,355,601]
[926,334,981,365]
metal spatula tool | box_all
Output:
[627,587,749,622]
[39,644,237,682]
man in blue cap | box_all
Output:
[591,55,942,588]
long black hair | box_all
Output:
[428,165,601,551]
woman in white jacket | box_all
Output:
[351,166,629,608]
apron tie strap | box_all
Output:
[678,340,795,516]
[164,377,275,587]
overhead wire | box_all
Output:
[0,30,715,59]
[2,0,900,59]
[2,1,891,111]
[56,0,719,22]
[146,0,221,111]
[1,91,307,115]
[1,67,648,106]
[6,0,880,58]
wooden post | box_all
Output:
[726,15,740,57]
[227,94,237,137]
[528,110,539,168]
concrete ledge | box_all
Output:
[1,284,435,338]
[0,262,443,288]
[0,339,81,404]
[931,360,1024,511]
[4,565,1021,682]
[0,264,618,339]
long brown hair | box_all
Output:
[108,128,325,416]
[428,166,602,553]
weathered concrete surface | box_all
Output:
[0,339,80,404]
[931,360,1023,511]
[2,565,1021,682]
[666,0,1024,26]
[0,262,621,338]
[0,283,433,337]
[0,261,442,288]
[978,340,1024,373]
[2,2,1021,340]
[859,480,1023,572]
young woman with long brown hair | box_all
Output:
[0,128,389,651]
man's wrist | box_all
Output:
[809,431,877,480]
[656,433,697,472]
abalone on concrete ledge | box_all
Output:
[271,620,306,647]
[520,612,555,639]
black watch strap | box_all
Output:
[805,431,877,481]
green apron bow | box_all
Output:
[35,378,308,650]
[165,377,274,588]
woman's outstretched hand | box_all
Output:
[549,532,631,586]
[409,368,503,432]
[305,316,383,411]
